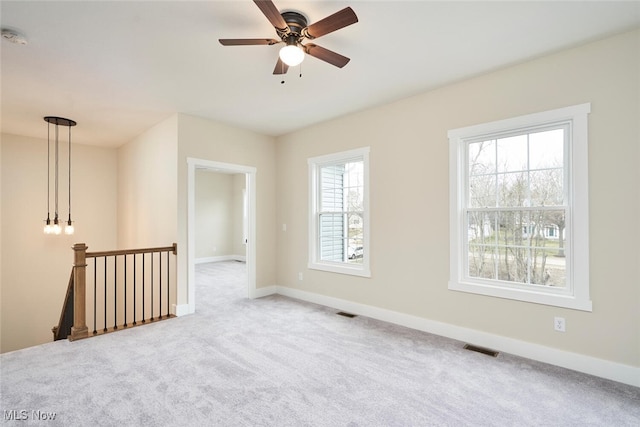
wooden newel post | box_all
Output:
[70,243,89,341]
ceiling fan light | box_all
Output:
[279,44,304,67]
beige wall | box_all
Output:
[195,171,235,259]
[0,134,118,353]
[117,116,178,249]
[275,29,640,367]
[176,114,277,304]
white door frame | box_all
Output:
[187,157,257,313]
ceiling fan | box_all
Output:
[219,0,358,75]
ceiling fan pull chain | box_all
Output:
[281,60,286,84]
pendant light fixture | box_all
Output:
[43,116,76,235]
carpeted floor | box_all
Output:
[1,261,639,426]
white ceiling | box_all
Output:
[2,1,639,148]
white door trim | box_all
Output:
[186,157,257,314]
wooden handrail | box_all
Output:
[86,243,177,258]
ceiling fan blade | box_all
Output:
[303,7,358,39]
[304,44,350,68]
[273,57,289,75]
[253,0,288,32]
[219,38,280,46]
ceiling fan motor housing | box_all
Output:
[280,11,308,38]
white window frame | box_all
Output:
[448,104,592,311]
[308,147,371,277]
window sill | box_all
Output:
[449,280,592,312]
[308,262,371,278]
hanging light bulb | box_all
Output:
[65,216,74,235]
[52,217,61,235]
[44,215,52,234]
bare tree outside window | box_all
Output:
[466,127,566,288]
[449,103,591,311]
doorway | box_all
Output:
[187,158,257,314]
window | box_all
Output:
[309,147,370,277]
[448,104,591,311]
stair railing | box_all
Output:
[53,243,177,341]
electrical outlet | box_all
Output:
[282,223,287,232]
[298,272,303,281]
[554,316,566,332]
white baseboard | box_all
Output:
[275,286,640,388]
[172,303,194,317]
[251,285,277,299]
[195,255,246,264]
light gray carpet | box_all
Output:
[1,261,639,426]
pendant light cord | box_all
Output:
[47,122,50,217]
[54,123,59,220]
[68,124,72,221]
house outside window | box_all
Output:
[308,147,370,277]
[448,104,592,311]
